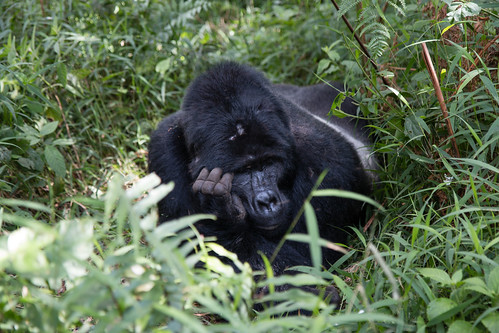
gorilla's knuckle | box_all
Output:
[192,180,203,193]
[200,180,216,194]
[213,183,228,196]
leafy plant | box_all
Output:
[0,0,498,331]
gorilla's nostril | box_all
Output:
[255,190,280,214]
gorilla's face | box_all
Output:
[231,163,291,233]
[183,70,297,235]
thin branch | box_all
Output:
[39,0,45,16]
[421,42,460,159]
[329,0,391,87]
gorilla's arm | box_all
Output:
[148,112,196,220]
[149,114,246,223]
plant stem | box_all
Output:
[421,42,460,159]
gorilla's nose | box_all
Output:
[254,190,281,216]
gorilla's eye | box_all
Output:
[229,123,246,141]
[236,123,245,135]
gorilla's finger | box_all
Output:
[192,180,203,193]
[192,180,202,193]
[213,184,223,196]
[207,168,223,182]
[198,167,209,180]
[231,194,246,221]
[201,180,216,194]
[192,168,209,193]
[199,168,223,194]
[218,173,234,193]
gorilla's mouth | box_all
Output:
[249,208,289,234]
[253,221,280,231]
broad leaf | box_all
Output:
[44,145,66,178]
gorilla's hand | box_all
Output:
[193,168,246,222]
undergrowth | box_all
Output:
[0,0,498,331]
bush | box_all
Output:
[1,0,497,331]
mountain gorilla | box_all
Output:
[148,62,376,292]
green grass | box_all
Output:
[0,0,498,331]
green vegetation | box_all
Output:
[0,0,497,331]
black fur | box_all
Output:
[148,62,374,276]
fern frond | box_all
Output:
[337,0,363,17]
[357,7,391,59]
[336,0,407,60]
[360,23,391,39]
[388,0,406,16]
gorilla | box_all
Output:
[148,62,376,280]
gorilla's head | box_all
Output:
[181,62,297,235]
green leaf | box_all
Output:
[155,59,172,75]
[408,152,435,164]
[462,277,490,295]
[26,148,44,171]
[317,59,331,76]
[482,312,499,333]
[386,86,411,109]
[480,75,499,104]
[419,268,452,285]
[0,146,11,163]
[427,297,476,326]
[455,158,499,175]
[483,116,499,142]
[262,273,326,288]
[304,201,321,269]
[52,138,75,146]
[313,189,384,210]
[487,266,499,294]
[286,233,348,254]
[153,304,209,333]
[441,23,458,35]
[456,69,483,95]
[330,91,347,118]
[451,270,463,284]
[44,145,66,177]
[427,298,456,321]
[57,62,67,88]
[26,100,44,115]
[462,120,482,146]
[17,157,36,170]
[39,121,59,137]
[26,84,56,109]
[404,115,424,140]
[484,236,499,252]
[0,198,51,213]
[447,320,474,333]
[378,69,394,78]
